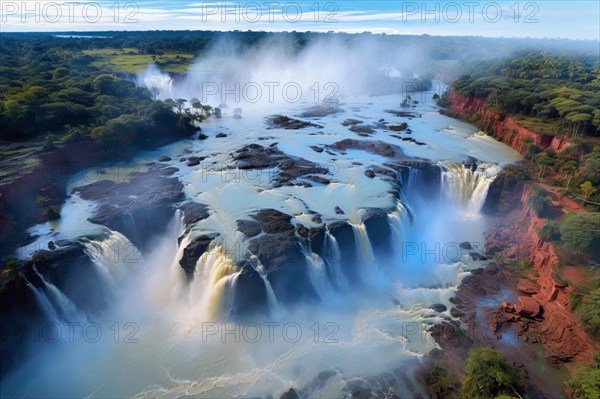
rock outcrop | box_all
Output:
[75,165,184,250]
[484,185,597,363]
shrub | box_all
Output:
[528,186,551,217]
[559,213,600,256]
[565,353,600,399]
[540,220,561,241]
[462,347,520,399]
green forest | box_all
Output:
[452,52,600,138]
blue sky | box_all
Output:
[1,1,599,39]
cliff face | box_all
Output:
[447,90,571,154]
[485,185,596,363]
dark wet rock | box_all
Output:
[481,165,525,215]
[364,169,375,178]
[329,139,403,159]
[178,202,210,226]
[334,206,345,215]
[310,146,324,153]
[47,241,55,250]
[312,215,323,224]
[306,175,330,185]
[231,260,270,319]
[232,144,327,186]
[341,119,363,126]
[300,104,342,118]
[450,307,465,318]
[267,115,322,130]
[197,133,208,140]
[179,233,219,280]
[462,156,479,172]
[349,124,376,136]
[216,133,227,138]
[252,209,294,234]
[26,243,110,316]
[74,166,184,251]
[362,208,393,258]
[459,241,472,250]
[469,252,489,261]
[370,166,397,179]
[180,157,186,162]
[387,123,408,132]
[246,209,317,305]
[384,109,419,118]
[237,219,262,238]
[430,303,448,312]
[158,156,171,162]
[279,388,299,399]
[187,156,206,167]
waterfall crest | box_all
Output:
[440,162,499,214]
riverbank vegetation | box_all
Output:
[448,51,599,398]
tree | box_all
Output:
[580,181,597,200]
[559,213,600,255]
[565,353,600,399]
[536,155,555,178]
[462,347,520,399]
[528,186,550,217]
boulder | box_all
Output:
[430,303,448,313]
[517,279,538,295]
[515,296,541,318]
[459,241,472,250]
[179,233,219,280]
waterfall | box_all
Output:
[188,245,238,320]
[303,248,330,300]
[387,202,408,243]
[351,222,376,274]
[252,257,280,315]
[29,284,61,324]
[440,162,498,214]
[37,270,85,323]
[323,232,347,289]
[29,268,86,324]
[82,230,142,289]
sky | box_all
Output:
[1,0,599,40]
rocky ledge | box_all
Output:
[74,165,185,250]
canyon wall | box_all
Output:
[447,90,571,154]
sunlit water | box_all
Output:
[5,85,521,398]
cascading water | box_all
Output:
[2,72,522,397]
[441,162,499,215]
[350,222,377,276]
[28,283,61,325]
[34,269,86,324]
[303,248,331,301]
[323,232,348,290]
[188,245,239,320]
[82,229,142,290]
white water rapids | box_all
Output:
[4,68,520,398]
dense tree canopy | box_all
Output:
[453,52,600,137]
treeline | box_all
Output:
[452,51,600,137]
[0,36,197,156]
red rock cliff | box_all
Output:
[447,90,572,154]
[485,185,597,363]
